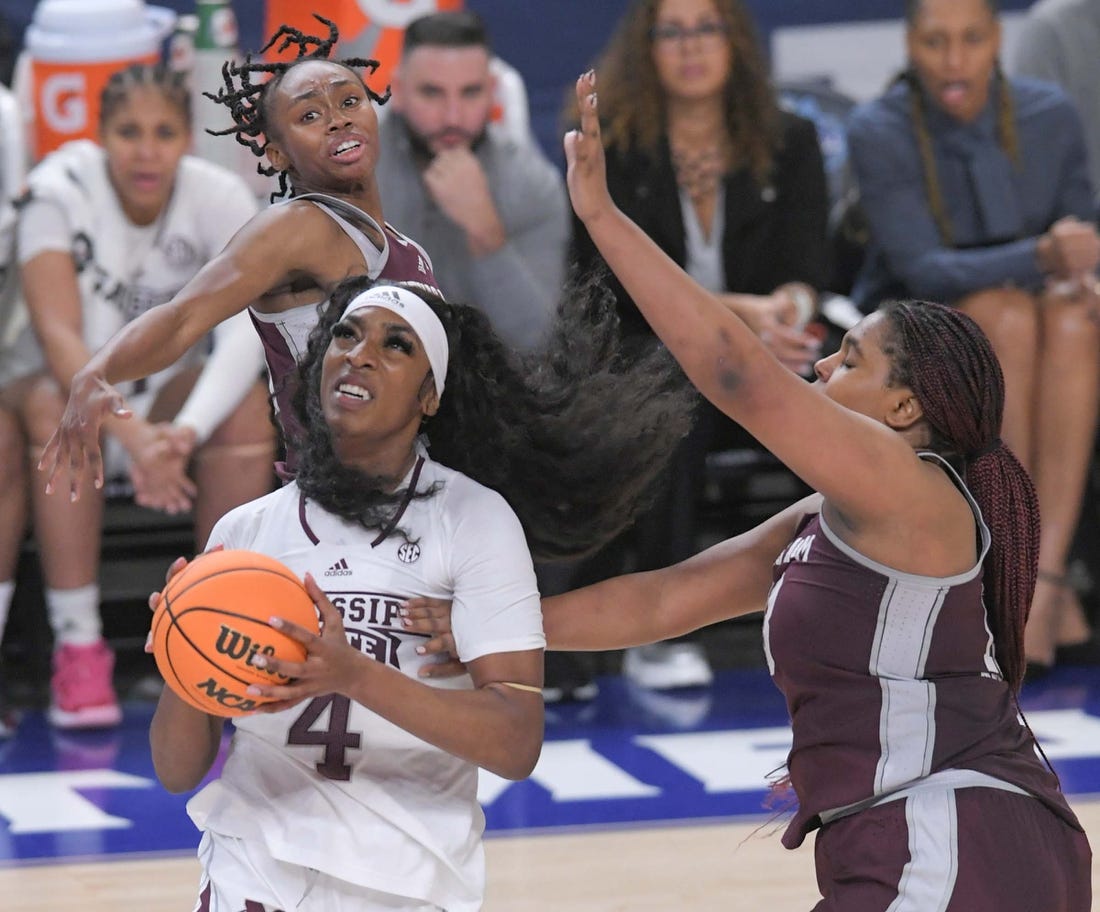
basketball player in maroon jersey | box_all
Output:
[406,73,1092,909]
[41,16,441,489]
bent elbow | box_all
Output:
[487,735,543,781]
[155,768,206,795]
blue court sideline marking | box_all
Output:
[0,666,1098,863]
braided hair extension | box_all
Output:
[203,15,390,201]
[291,273,695,562]
[901,0,1018,245]
[879,299,1038,692]
[100,61,191,129]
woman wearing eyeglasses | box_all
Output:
[558,0,831,694]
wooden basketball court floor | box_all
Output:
[1,662,1099,910]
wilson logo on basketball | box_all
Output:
[214,625,292,681]
[325,558,353,577]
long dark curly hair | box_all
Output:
[880,299,1037,693]
[291,274,695,562]
[563,0,781,183]
[204,15,388,200]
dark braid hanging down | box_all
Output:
[880,299,1039,692]
[203,15,390,200]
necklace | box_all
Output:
[670,138,729,204]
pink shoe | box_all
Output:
[49,641,123,730]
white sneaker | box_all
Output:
[622,643,713,690]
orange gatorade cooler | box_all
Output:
[22,0,176,159]
[264,0,464,91]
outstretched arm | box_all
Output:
[564,72,924,527]
[404,495,821,656]
[38,208,299,500]
[543,495,818,650]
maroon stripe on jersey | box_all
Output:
[299,491,320,545]
[371,456,425,547]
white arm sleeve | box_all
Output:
[169,164,264,444]
[172,308,266,445]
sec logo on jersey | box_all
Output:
[397,542,421,564]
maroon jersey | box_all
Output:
[248,193,439,470]
[764,453,1079,849]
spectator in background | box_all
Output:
[1011,0,1100,207]
[376,9,578,699]
[376,10,568,353]
[0,63,275,732]
[563,0,830,692]
[847,0,1100,676]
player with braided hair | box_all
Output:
[205,15,389,203]
[407,74,1092,909]
[40,15,441,484]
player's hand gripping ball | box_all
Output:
[151,550,320,716]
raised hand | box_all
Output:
[38,373,132,501]
[564,71,614,227]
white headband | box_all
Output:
[340,285,449,398]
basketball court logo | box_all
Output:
[397,542,420,564]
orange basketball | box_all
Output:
[151,549,320,717]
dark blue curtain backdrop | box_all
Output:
[0,0,1034,161]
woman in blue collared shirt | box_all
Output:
[848,0,1100,676]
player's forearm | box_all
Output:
[542,570,668,651]
[582,207,771,402]
[348,659,543,780]
[78,304,198,388]
[150,689,224,793]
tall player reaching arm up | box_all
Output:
[39,17,441,496]
[407,73,1093,910]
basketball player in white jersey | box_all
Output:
[0,63,274,730]
[149,270,700,910]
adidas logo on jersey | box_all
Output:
[325,558,353,577]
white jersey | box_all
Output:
[10,139,258,403]
[187,452,543,910]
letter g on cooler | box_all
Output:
[40,71,87,136]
